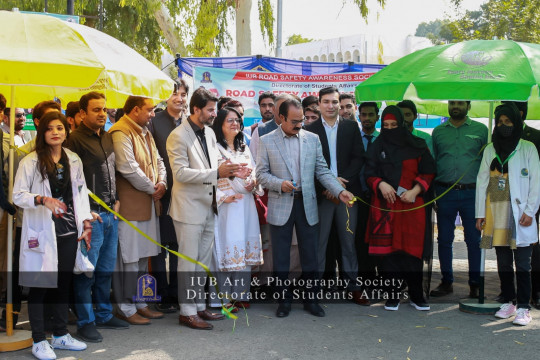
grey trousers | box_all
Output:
[112,251,150,318]
[317,199,359,289]
[174,208,215,316]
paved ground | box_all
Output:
[2,227,539,360]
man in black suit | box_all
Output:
[504,101,540,309]
[148,80,189,312]
[305,87,365,303]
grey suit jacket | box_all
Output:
[256,127,344,226]
[166,119,219,225]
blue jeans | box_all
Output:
[73,212,118,328]
[435,186,480,286]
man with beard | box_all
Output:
[397,100,433,154]
[68,92,128,342]
[149,80,189,313]
[3,108,29,146]
[249,92,276,159]
[167,87,248,330]
[431,101,488,298]
[110,96,167,325]
[339,93,358,122]
[65,101,83,131]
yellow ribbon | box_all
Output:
[88,191,238,320]
[345,143,488,232]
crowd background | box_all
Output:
[1,85,539,359]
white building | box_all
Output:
[282,33,432,65]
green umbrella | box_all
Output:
[355,40,540,119]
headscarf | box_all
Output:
[491,103,523,173]
[365,105,434,189]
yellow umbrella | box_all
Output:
[0,10,174,107]
[0,10,174,350]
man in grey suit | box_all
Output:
[256,98,354,318]
[166,87,248,330]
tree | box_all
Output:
[0,0,387,62]
[286,34,314,46]
[415,19,456,44]
[437,0,540,43]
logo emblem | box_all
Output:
[453,51,492,67]
[201,71,212,83]
[133,274,161,302]
[521,168,529,177]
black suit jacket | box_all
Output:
[305,117,365,201]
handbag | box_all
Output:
[73,239,94,278]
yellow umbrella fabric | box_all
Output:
[0,10,174,108]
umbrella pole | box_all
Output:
[0,86,32,352]
[459,101,499,315]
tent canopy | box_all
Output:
[176,55,386,77]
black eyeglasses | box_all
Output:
[16,113,26,118]
[290,118,305,126]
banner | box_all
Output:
[193,66,379,127]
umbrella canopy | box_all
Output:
[355,40,540,119]
[0,10,174,108]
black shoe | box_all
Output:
[494,292,505,303]
[303,303,325,317]
[155,302,178,313]
[77,323,103,343]
[469,285,479,299]
[96,316,130,329]
[384,299,400,311]
[429,282,453,297]
[276,303,291,318]
[531,297,540,310]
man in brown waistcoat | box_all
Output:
[109,96,167,325]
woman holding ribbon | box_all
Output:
[364,105,435,312]
[209,107,263,312]
[13,111,92,360]
[476,103,540,326]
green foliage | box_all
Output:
[432,0,540,43]
[258,0,274,46]
[415,19,457,45]
[351,0,386,20]
[286,34,314,46]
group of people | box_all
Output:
[1,84,540,359]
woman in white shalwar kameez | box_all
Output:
[209,107,263,310]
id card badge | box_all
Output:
[498,177,506,191]
[28,236,39,249]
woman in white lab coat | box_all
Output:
[13,111,93,359]
[476,103,540,327]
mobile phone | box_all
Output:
[396,186,408,196]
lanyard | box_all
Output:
[495,150,517,167]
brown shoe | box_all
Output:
[179,315,213,330]
[351,290,371,306]
[117,313,151,325]
[197,309,225,321]
[137,306,164,319]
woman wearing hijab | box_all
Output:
[476,103,540,326]
[364,105,436,311]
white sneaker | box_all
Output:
[495,302,516,319]
[513,308,532,326]
[32,340,57,360]
[51,333,87,351]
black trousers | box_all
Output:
[495,245,533,309]
[269,198,319,303]
[355,200,377,285]
[28,234,77,342]
[150,197,178,303]
[381,252,424,303]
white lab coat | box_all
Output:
[476,140,540,247]
[13,149,93,288]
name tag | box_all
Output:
[498,177,506,191]
[28,237,39,249]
